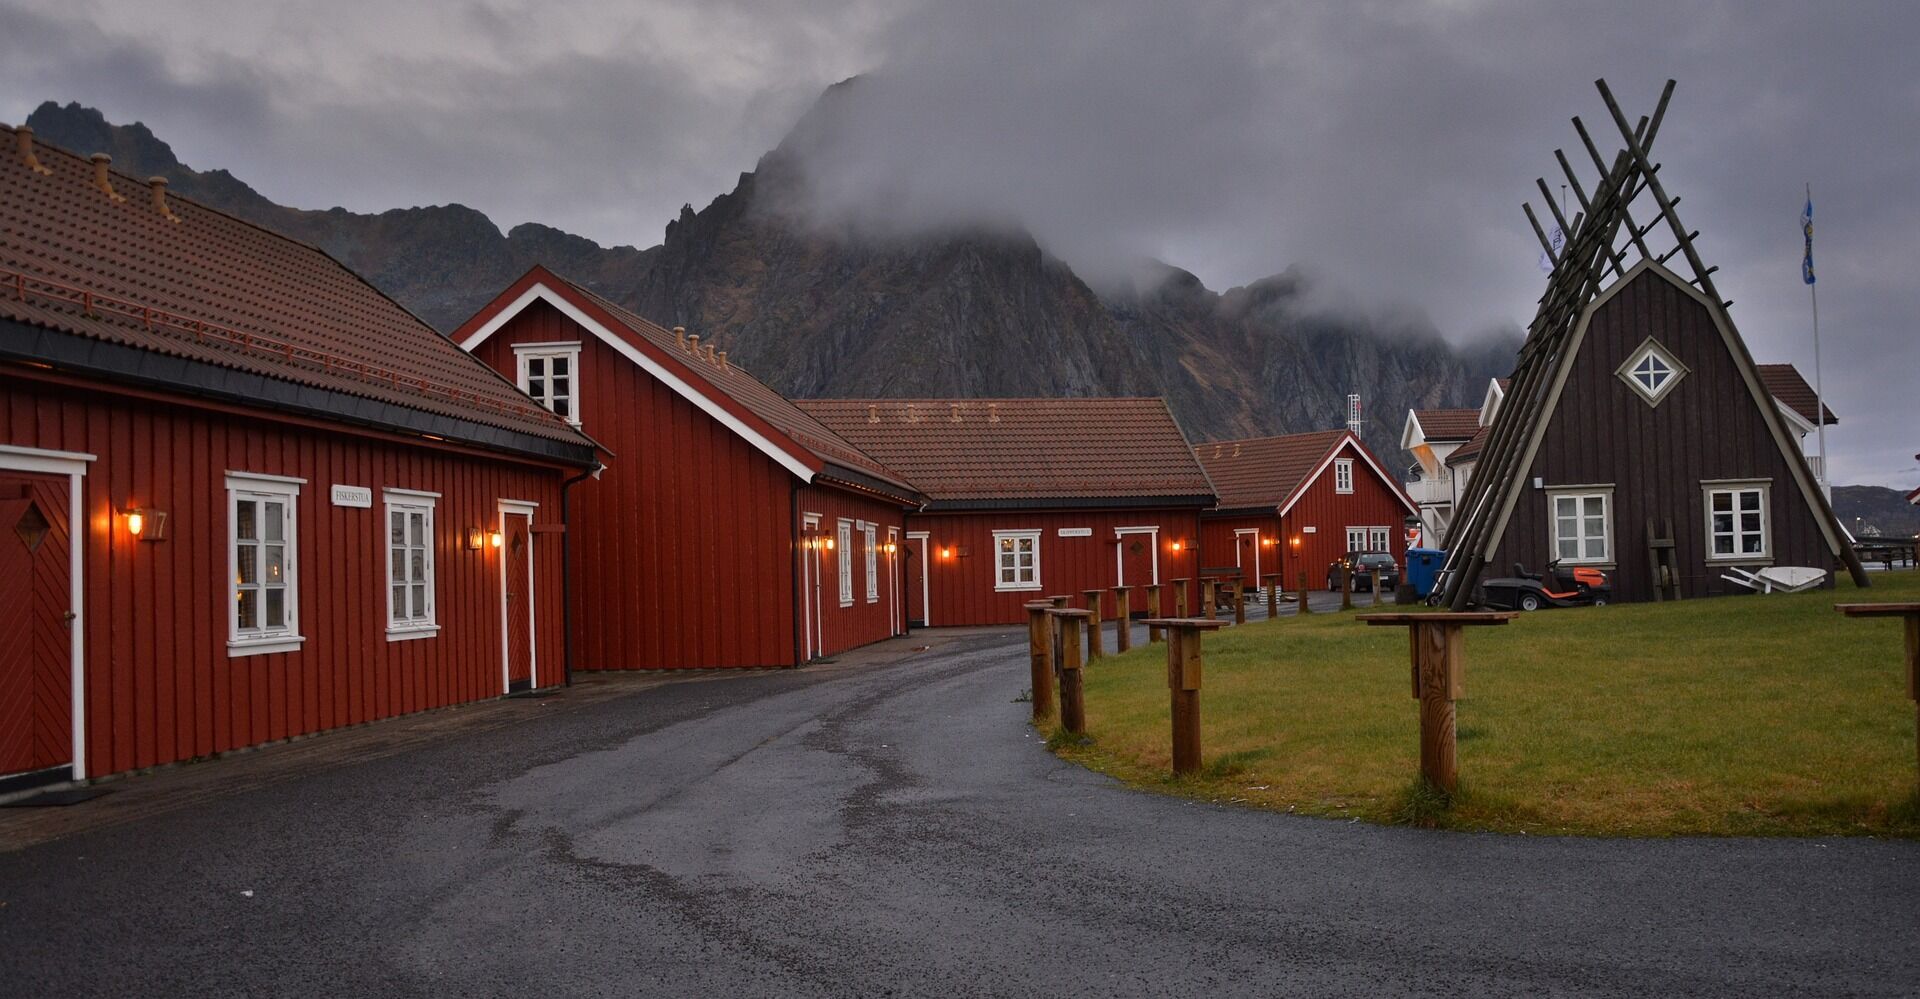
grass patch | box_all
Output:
[1048,570,1920,837]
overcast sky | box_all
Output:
[2,1,1914,487]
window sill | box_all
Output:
[386,625,441,642]
[1706,555,1773,567]
[228,635,305,658]
[994,583,1043,593]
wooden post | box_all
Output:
[1372,572,1383,607]
[1297,571,1312,615]
[1048,595,1070,608]
[1232,582,1247,625]
[1835,603,1920,796]
[1023,601,1056,722]
[1113,585,1133,653]
[1082,588,1105,660]
[1172,578,1190,618]
[1144,584,1163,642]
[1340,561,1353,611]
[1359,611,1516,794]
[1143,617,1229,776]
[1202,578,1218,620]
[1262,573,1279,617]
[1050,608,1092,735]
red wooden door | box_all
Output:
[503,512,534,691]
[0,474,72,780]
[905,537,926,627]
[1118,533,1157,615]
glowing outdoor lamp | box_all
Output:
[489,530,504,549]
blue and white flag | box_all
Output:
[1537,224,1565,274]
[1801,195,1815,285]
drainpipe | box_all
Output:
[790,483,803,668]
[559,460,602,686]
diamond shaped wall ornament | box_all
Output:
[1615,336,1690,407]
[12,499,49,553]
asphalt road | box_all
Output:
[2,626,1916,997]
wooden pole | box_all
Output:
[1202,578,1218,620]
[1023,600,1056,722]
[1232,582,1246,625]
[1297,571,1312,615]
[1834,603,1920,797]
[1263,574,1279,617]
[1083,588,1105,660]
[1113,586,1133,653]
[1341,561,1354,611]
[1360,612,1515,795]
[1172,578,1190,618]
[1144,617,1229,776]
[1051,609,1091,735]
[1144,584,1163,642]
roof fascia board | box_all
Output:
[1273,435,1420,520]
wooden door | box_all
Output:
[503,511,534,691]
[906,534,928,627]
[0,474,72,782]
[1118,532,1157,616]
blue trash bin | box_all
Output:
[1405,548,1445,597]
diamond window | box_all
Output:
[1616,338,1688,406]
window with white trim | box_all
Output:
[837,520,854,606]
[1705,482,1769,561]
[864,523,879,602]
[994,530,1042,591]
[227,473,304,656]
[1334,458,1354,494]
[1368,527,1391,552]
[385,490,438,638]
[1550,490,1612,564]
[515,342,582,424]
[1345,527,1368,552]
[1616,338,1688,407]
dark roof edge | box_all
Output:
[816,463,926,508]
[1201,505,1278,519]
[2,319,598,467]
[923,494,1217,512]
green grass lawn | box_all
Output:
[1051,570,1920,837]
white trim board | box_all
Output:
[0,446,94,780]
[460,282,816,482]
[1276,436,1419,520]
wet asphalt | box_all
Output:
[1,624,1916,997]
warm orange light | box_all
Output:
[941,547,953,559]
[1169,540,1182,552]
[1261,536,1276,547]
[824,538,835,551]
[126,509,145,536]
[1290,536,1302,549]
[489,530,504,549]
[884,542,898,554]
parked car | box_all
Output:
[1327,552,1399,592]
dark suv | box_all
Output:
[1327,552,1399,592]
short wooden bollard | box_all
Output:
[1172,578,1191,617]
[1202,578,1219,620]
[1023,600,1057,722]
[1263,574,1280,617]
[1082,588,1106,660]
[1835,602,1920,795]
[1050,608,1093,734]
[1297,571,1312,615]
[1232,582,1247,625]
[1340,563,1354,611]
[1144,584,1164,642]
[1143,617,1230,775]
[1112,585,1134,653]
[1359,611,1516,794]
[1048,594,1071,608]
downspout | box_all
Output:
[559,460,601,686]
[790,482,803,668]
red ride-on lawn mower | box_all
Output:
[1479,560,1610,611]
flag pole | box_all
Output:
[1807,182,1827,497]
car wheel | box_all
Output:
[1518,593,1542,611]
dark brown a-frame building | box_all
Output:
[1436,80,1867,607]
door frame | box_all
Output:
[1234,527,1261,583]
[801,512,821,660]
[497,499,539,694]
[886,525,901,636]
[906,530,930,627]
[0,445,93,780]
[1113,526,1161,587]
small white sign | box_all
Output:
[1302,526,1317,534]
[1057,527,1093,538]
[330,484,373,508]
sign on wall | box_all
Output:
[330,484,373,508]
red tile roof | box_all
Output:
[1193,428,1416,517]
[1756,363,1838,426]
[796,398,1215,508]
[0,124,593,458]
[1412,408,1481,441]
[1446,425,1490,466]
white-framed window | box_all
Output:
[384,489,439,639]
[1616,337,1689,407]
[994,529,1042,591]
[1549,488,1612,564]
[1704,481,1770,562]
[1334,458,1354,494]
[227,472,305,656]
[837,519,854,606]
[1368,527,1391,552]
[1344,527,1367,552]
[514,342,582,424]
[864,523,879,602]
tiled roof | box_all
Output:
[1756,363,1838,426]
[0,124,592,456]
[796,398,1215,507]
[1412,408,1481,441]
[1446,425,1490,466]
[1192,429,1350,511]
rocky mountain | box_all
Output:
[1832,485,1920,539]
[25,98,1518,461]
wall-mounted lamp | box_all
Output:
[465,527,485,550]
[1290,536,1302,549]
[489,530,504,549]
[824,537,835,551]
[1261,536,1277,547]
[884,542,898,554]
[124,507,168,542]
[941,547,953,560]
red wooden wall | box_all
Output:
[1278,445,1413,590]
[1,375,571,780]
[1197,512,1283,588]
[908,508,1204,626]
[797,483,909,658]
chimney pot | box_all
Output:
[906,404,918,423]
[673,326,687,349]
[90,153,125,202]
[1213,443,1222,458]
[15,126,51,175]
[705,343,716,363]
[687,333,700,355]
[148,176,181,222]
[1232,443,1241,457]
[867,404,878,423]
[949,403,961,423]
[716,349,727,370]
[988,402,1000,423]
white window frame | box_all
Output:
[1704,479,1771,563]
[1345,527,1368,552]
[1548,487,1614,566]
[226,471,306,657]
[1334,458,1354,494]
[864,522,879,603]
[837,519,854,607]
[1615,337,1690,407]
[1367,527,1391,552]
[993,529,1043,592]
[514,341,583,425]
[384,488,441,640]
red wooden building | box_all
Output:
[1193,429,1419,591]
[455,267,923,668]
[798,399,1217,627]
[0,125,599,789]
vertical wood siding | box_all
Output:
[797,484,909,657]
[1278,447,1414,591]
[1,377,570,780]
[1197,513,1281,587]
[1489,269,1832,601]
[911,508,1203,626]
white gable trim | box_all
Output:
[1277,435,1421,519]
[460,283,816,482]
[1400,410,1425,451]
